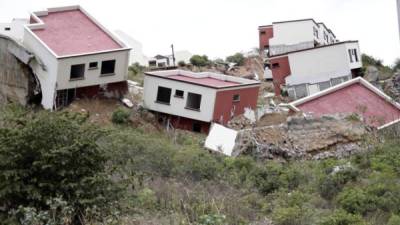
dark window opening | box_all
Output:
[348,49,353,63]
[101,60,116,75]
[158,62,166,67]
[272,63,280,69]
[89,62,98,69]
[354,49,359,62]
[260,31,266,35]
[186,92,202,111]
[149,60,157,67]
[192,122,202,133]
[4,27,10,31]
[233,94,240,102]
[156,86,172,104]
[175,90,184,98]
[70,64,85,80]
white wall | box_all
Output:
[269,20,316,46]
[286,43,353,86]
[23,28,59,110]
[0,19,28,42]
[57,50,130,90]
[143,75,217,122]
[115,30,149,66]
[345,42,362,69]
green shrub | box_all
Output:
[320,209,365,225]
[190,55,210,67]
[178,60,186,67]
[0,109,119,222]
[112,107,130,124]
[272,206,305,225]
[337,187,375,215]
[251,162,286,195]
[226,53,245,66]
[387,214,400,225]
[199,214,226,225]
[319,166,359,200]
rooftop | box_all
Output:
[288,77,400,129]
[145,70,260,89]
[27,6,126,57]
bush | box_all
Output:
[337,187,375,215]
[0,109,119,222]
[320,210,365,225]
[178,60,186,67]
[387,214,400,225]
[190,55,210,67]
[272,206,305,225]
[318,166,359,200]
[112,107,130,124]
[226,53,245,66]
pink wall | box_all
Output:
[297,83,400,127]
[270,56,291,95]
[259,27,274,51]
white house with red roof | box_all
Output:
[286,77,400,129]
[23,5,131,109]
[143,70,260,133]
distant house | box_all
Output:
[148,51,192,69]
[287,77,400,129]
[23,5,131,109]
[259,19,362,99]
[143,70,260,133]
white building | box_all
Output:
[143,70,260,133]
[0,18,28,42]
[259,19,338,56]
[148,51,192,68]
[259,19,362,99]
[22,5,131,109]
[115,30,149,66]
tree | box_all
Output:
[226,53,245,66]
[190,55,210,67]
[362,54,383,68]
[128,62,145,76]
[0,106,120,223]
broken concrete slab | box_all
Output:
[205,123,238,156]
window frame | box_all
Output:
[89,62,98,70]
[69,64,85,80]
[174,90,184,98]
[100,60,116,76]
[185,92,202,111]
[233,94,240,102]
[155,86,172,105]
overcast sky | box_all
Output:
[0,0,399,65]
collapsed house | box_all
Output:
[259,19,363,99]
[286,77,400,130]
[143,70,260,133]
[1,5,131,110]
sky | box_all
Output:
[0,0,399,65]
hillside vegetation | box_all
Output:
[0,104,400,225]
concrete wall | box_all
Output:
[0,19,28,42]
[23,28,58,109]
[269,20,316,46]
[57,50,130,90]
[285,43,355,86]
[143,75,217,122]
[0,35,34,105]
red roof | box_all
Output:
[294,82,400,128]
[31,9,122,56]
[167,75,241,88]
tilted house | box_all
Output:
[259,19,362,99]
[287,77,400,129]
[143,70,260,133]
[23,5,131,109]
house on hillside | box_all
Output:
[259,19,362,99]
[286,77,400,130]
[148,51,192,69]
[143,70,260,133]
[21,5,131,109]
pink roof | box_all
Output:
[167,75,241,88]
[295,82,400,128]
[31,9,122,56]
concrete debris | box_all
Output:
[205,123,238,156]
[232,114,371,160]
[121,98,134,108]
[384,72,400,102]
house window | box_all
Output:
[70,64,85,80]
[313,27,319,38]
[156,86,172,104]
[353,49,359,62]
[348,49,359,63]
[318,81,331,91]
[260,31,266,35]
[348,49,353,63]
[89,62,98,69]
[101,60,116,75]
[149,60,157,67]
[186,92,202,111]
[233,94,240,102]
[175,90,184,98]
[272,63,280,69]
[4,27,10,31]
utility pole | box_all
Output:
[171,44,176,67]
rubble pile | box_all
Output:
[232,114,373,160]
[384,72,400,102]
[227,115,254,130]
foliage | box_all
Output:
[387,214,400,225]
[177,60,186,67]
[111,107,131,124]
[393,58,400,72]
[190,55,210,67]
[318,165,359,200]
[320,210,365,225]
[226,53,245,66]
[0,107,120,223]
[128,62,145,76]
